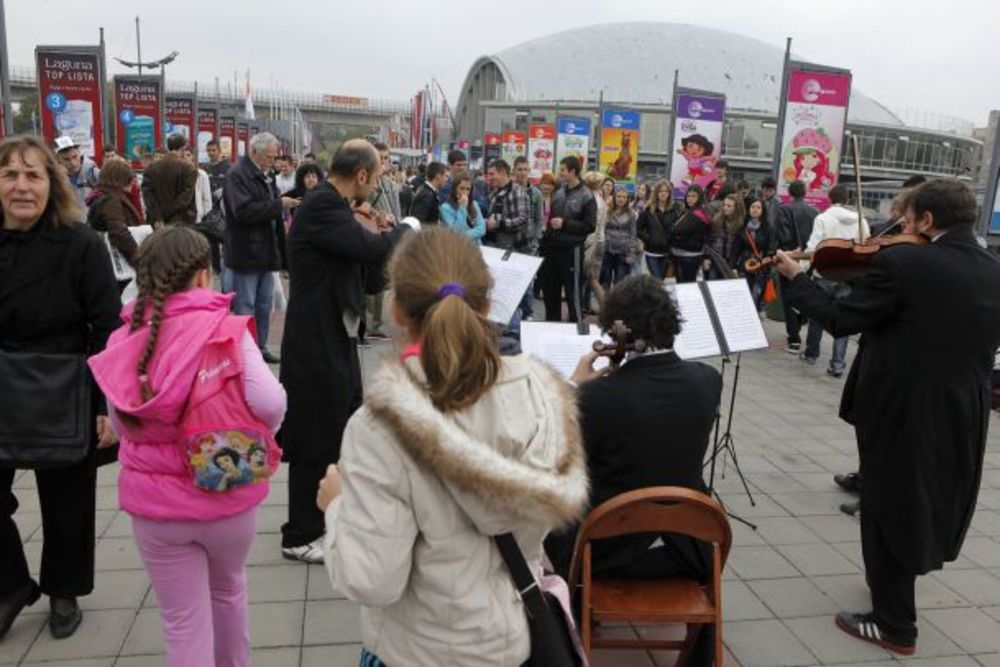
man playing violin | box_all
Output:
[545,274,722,666]
[774,179,1000,656]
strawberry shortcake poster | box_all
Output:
[777,68,852,211]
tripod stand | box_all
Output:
[706,352,758,530]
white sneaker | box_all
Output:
[282,537,325,564]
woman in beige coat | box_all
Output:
[316,227,589,666]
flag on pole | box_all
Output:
[244,70,255,121]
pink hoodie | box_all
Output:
[88,288,285,521]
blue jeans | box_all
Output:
[645,254,669,280]
[600,252,630,290]
[519,279,535,319]
[673,254,702,283]
[805,278,851,371]
[223,268,274,349]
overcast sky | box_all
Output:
[9,0,1000,126]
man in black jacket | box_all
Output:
[540,156,596,322]
[278,140,415,563]
[545,274,722,666]
[775,180,818,353]
[407,161,446,224]
[775,179,1000,656]
[222,132,299,363]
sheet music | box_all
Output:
[480,246,543,325]
[706,280,769,353]
[104,225,154,282]
[520,322,608,380]
[670,283,722,359]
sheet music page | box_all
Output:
[669,282,722,360]
[706,279,769,352]
[480,246,544,325]
[520,322,608,380]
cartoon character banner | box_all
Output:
[555,117,591,171]
[113,75,165,169]
[599,109,640,191]
[669,92,726,200]
[776,66,852,211]
[501,131,527,165]
[527,124,555,181]
[36,46,106,163]
[484,133,502,165]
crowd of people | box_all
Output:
[0,128,998,666]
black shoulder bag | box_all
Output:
[493,533,582,667]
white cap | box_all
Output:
[53,136,79,153]
[400,216,421,231]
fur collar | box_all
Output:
[365,357,588,528]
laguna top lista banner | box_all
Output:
[36,46,105,162]
[776,65,852,211]
[669,91,726,199]
[114,75,165,169]
[220,116,236,163]
[197,108,219,163]
[165,95,197,147]
[599,109,640,191]
[555,117,591,170]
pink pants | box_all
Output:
[132,508,258,667]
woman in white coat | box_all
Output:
[316,227,589,666]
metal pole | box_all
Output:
[771,37,792,182]
[135,16,142,76]
[99,27,109,147]
[0,0,13,136]
[596,90,604,170]
[666,69,679,180]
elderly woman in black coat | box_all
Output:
[0,136,120,640]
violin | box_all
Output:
[352,202,383,235]
[592,320,647,370]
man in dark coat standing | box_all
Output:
[775,179,818,353]
[278,140,416,563]
[775,179,1000,656]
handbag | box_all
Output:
[493,533,584,667]
[196,206,226,242]
[0,350,91,468]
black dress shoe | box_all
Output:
[834,472,862,494]
[0,582,41,639]
[260,349,281,364]
[49,596,82,639]
[840,500,861,516]
[835,611,915,655]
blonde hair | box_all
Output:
[582,170,604,191]
[645,179,673,213]
[713,193,746,235]
[389,227,500,411]
[0,135,83,226]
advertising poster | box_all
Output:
[220,116,236,163]
[669,92,726,200]
[114,75,164,169]
[599,109,640,191]
[165,94,197,148]
[470,143,484,171]
[776,66,852,211]
[456,140,471,160]
[236,120,249,158]
[990,173,1000,234]
[484,133,502,166]
[197,108,218,163]
[555,117,591,171]
[36,46,105,163]
[500,131,527,165]
[527,124,556,181]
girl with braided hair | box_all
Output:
[88,226,286,665]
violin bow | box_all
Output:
[852,134,864,243]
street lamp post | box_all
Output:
[113,16,178,76]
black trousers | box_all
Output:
[0,458,97,598]
[539,246,580,323]
[281,462,328,549]
[861,507,918,642]
[779,275,803,344]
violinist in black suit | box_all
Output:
[775,179,1000,656]
[545,274,722,666]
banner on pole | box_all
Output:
[776,65,852,211]
[500,131,526,165]
[484,133,502,165]
[555,117,590,171]
[236,119,249,158]
[599,109,640,191]
[455,139,470,160]
[196,108,218,164]
[36,46,105,163]
[113,75,165,169]
[220,115,236,163]
[527,124,555,181]
[668,91,726,200]
[165,94,197,148]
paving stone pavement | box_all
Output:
[5,315,1000,666]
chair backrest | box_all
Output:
[568,486,732,586]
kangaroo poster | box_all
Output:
[776,65,852,211]
[669,91,726,200]
[599,109,640,191]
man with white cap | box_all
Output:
[54,136,100,209]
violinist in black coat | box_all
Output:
[776,179,1000,655]
[278,141,414,560]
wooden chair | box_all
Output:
[567,487,732,665]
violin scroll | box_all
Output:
[592,320,647,369]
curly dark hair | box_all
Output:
[599,275,682,350]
